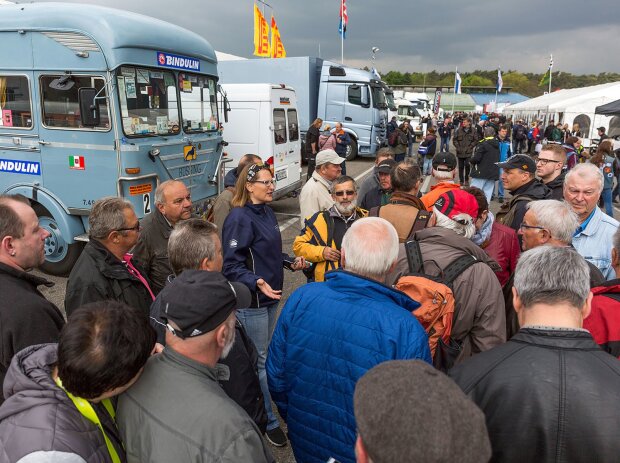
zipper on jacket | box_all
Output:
[248,248,260,308]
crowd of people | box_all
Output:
[1,107,620,463]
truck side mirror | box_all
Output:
[224,94,230,123]
[78,87,100,127]
[360,86,370,108]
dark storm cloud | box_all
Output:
[28,0,620,74]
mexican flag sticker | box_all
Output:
[69,155,85,170]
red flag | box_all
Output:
[339,0,348,38]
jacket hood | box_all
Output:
[325,270,421,313]
[414,226,502,272]
[0,344,64,421]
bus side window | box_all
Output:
[0,75,33,129]
[40,75,110,130]
[273,108,286,145]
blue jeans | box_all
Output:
[237,303,280,431]
[423,156,433,175]
[440,136,450,152]
[470,178,495,203]
[602,188,614,218]
[497,168,504,198]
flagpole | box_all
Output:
[548,54,553,94]
[340,0,344,64]
[451,67,457,115]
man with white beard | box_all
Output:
[117,270,274,463]
[293,175,368,282]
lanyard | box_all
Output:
[54,376,121,463]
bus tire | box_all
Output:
[345,138,358,161]
[33,204,84,277]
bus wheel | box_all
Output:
[345,138,358,161]
[34,204,84,277]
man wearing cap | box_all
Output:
[469,126,500,203]
[299,149,344,227]
[496,154,550,231]
[450,246,620,463]
[512,119,527,154]
[354,360,491,463]
[597,126,609,143]
[357,148,393,201]
[117,270,274,463]
[268,217,431,463]
[369,161,427,243]
[421,151,461,211]
[359,158,396,211]
[453,117,477,184]
[293,175,368,282]
[387,189,506,362]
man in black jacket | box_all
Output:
[132,180,192,295]
[0,195,65,402]
[535,143,566,200]
[496,154,550,231]
[450,246,620,463]
[469,126,500,203]
[65,197,154,317]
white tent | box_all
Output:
[504,82,620,142]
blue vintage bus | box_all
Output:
[0,2,226,275]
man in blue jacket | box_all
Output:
[496,124,512,203]
[267,217,431,463]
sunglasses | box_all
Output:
[333,190,355,197]
[250,179,276,186]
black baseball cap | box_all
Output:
[496,154,536,173]
[159,270,251,339]
[377,158,397,174]
[432,151,457,171]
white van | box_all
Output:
[220,83,302,200]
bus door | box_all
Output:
[36,73,117,211]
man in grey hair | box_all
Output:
[268,217,431,463]
[65,197,154,316]
[518,199,604,287]
[450,245,620,463]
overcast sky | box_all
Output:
[29,0,620,75]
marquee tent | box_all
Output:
[595,98,620,116]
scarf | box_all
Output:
[471,211,494,246]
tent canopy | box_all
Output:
[595,99,620,116]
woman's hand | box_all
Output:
[257,278,282,300]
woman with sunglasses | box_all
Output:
[222,163,305,447]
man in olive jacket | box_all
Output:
[453,117,477,184]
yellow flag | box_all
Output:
[253,5,270,57]
[270,15,287,58]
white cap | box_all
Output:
[316,149,345,166]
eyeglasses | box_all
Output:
[250,179,276,186]
[535,158,561,166]
[519,223,546,231]
[333,190,356,197]
[116,222,141,233]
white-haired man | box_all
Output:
[267,217,431,463]
[450,246,620,463]
[420,151,461,211]
[564,163,620,279]
[387,189,506,362]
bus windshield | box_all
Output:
[177,73,219,133]
[117,66,180,137]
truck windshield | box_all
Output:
[385,91,396,111]
[178,73,219,133]
[371,85,387,109]
[117,66,180,137]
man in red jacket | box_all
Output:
[584,227,620,358]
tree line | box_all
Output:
[379,70,620,97]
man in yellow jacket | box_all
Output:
[294,176,368,282]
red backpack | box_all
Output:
[395,240,478,371]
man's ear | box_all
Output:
[340,247,346,269]
[512,286,523,314]
[612,248,619,270]
[355,435,369,463]
[215,323,228,349]
[581,291,593,323]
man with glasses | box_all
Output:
[536,144,566,200]
[65,197,155,316]
[299,149,344,227]
[564,163,620,279]
[133,180,192,295]
[293,176,367,282]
